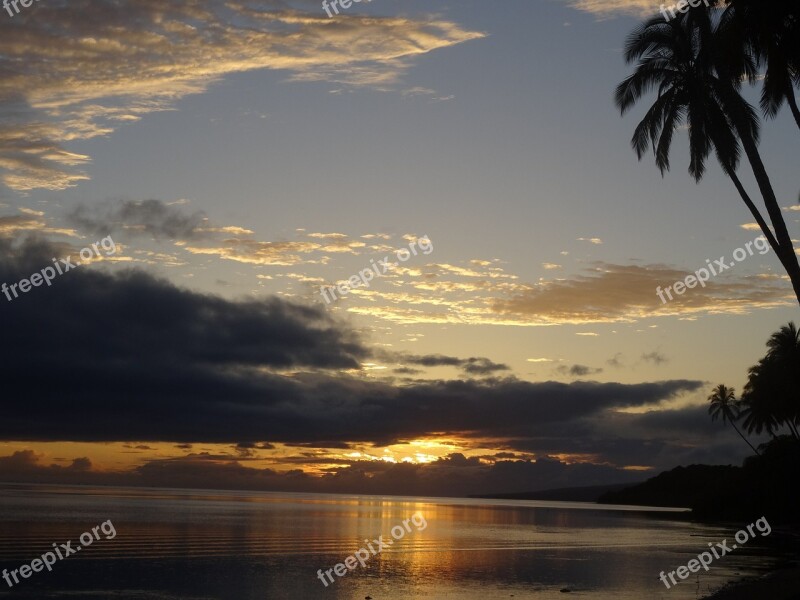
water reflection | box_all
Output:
[0,484,777,600]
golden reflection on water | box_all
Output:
[0,485,776,600]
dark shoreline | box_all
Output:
[700,560,800,599]
[701,528,800,600]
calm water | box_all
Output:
[0,484,777,599]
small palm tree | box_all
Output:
[708,384,760,455]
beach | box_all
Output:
[702,562,800,600]
[701,528,800,600]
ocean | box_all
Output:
[0,484,776,599]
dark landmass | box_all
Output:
[598,436,800,525]
[470,483,635,503]
[598,465,738,509]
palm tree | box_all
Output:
[719,0,800,129]
[708,384,760,455]
[739,360,784,438]
[741,322,800,439]
[615,7,800,305]
[766,321,800,362]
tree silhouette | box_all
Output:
[740,322,800,439]
[718,0,800,129]
[615,5,800,305]
[708,384,760,455]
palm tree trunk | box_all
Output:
[786,86,800,131]
[728,170,780,252]
[731,421,760,455]
[737,131,800,306]
[787,419,800,440]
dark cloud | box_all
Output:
[235,443,257,457]
[394,353,510,375]
[68,199,211,240]
[0,237,729,482]
[556,364,604,377]
[493,452,521,459]
[0,450,646,497]
[641,351,669,365]
[0,357,703,445]
[0,451,92,477]
[462,357,511,375]
[393,367,423,375]
[283,441,354,449]
[626,406,723,436]
[0,238,703,448]
[482,398,767,470]
[231,442,278,457]
[1,236,365,372]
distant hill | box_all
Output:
[470,483,636,503]
[471,438,800,524]
[597,464,740,509]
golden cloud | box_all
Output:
[0,1,484,190]
[566,0,662,18]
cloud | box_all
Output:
[1,235,366,375]
[63,201,417,269]
[641,351,669,365]
[345,255,792,327]
[0,209,78,237]
[0,449,650,496]
[740,223,763,231]
[305,232,367,253]
[0,451,93,477]
[393,367,423,375]
[0,235,710,451]
[18,207,44,216]
[392,353,510,375]
[185,238,324,266]
[565,0,661,18]
[492,263,791,325]
[556,364,603,377]
[68,199,213,240]
[146,226,792,328]
[0,235,756,485]
[0,0,484,190]
[1,400,756,496]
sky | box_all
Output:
[0,0,798,497]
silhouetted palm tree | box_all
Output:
[719,0,800,128]
[615,7,800,305]
[740,361,783,438]
[741,322,800,439]
[708,384,760,455]
[766,321,800,362]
